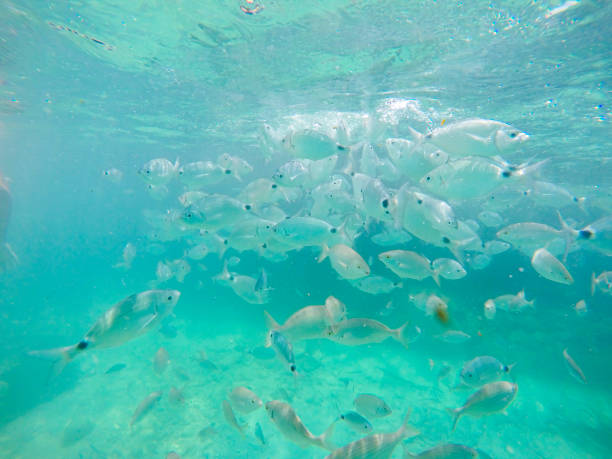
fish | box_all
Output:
[378,250,440,285]
[61,419,95,447]
[324,409,419,459]
[528,180,586,211]
[563,348,587,384]
[254,421,266,445]
[104,363,126,374]
[484,290,534,313]
[264,295,346,343]
[370,227,413,247]
[29,290,180,375]
[483,240,511,255]
[404,443,480,458]
[408,119,529,157]
[573,299,587,316]
[531,248,573,284]
[350,275,402,295]
[269,330,297,375]
[178,160,225,188]
[434,330,471,344]
[353,394,392,419]
[497,221,572,258]
[101,168,122,183]
[329,318,412,348]
[576,216,612,256]
[338,410,373,434]
[229,386,263,414]
[218,152,253,181]
[448,381,518,431]
[272,216,341,248]
[215,263,270,304]
[153,347,170,374]
[130,390,163,427]
[385,138,448,182]
[168,386,185,404]
[460,356,513,387]
[222,399,245,437]
[178,190,208,207]
[282,129,346,160]
[477,210,503,228]
[185,243,209,260]
[182,194,253,231]
[138,158,179,185]
[318,244,370,279]
[265,400,336,450]
[113,242,136,270]
[420,156,543,200]
[483,300,496,320]
[431,258,467,280]
[591,271,612,295]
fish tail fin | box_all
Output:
[432,269,441,287]
[556,210,578,262]
[406,126,425,145]
[591,272,597,296]
[263,311,280,348]
[0,243,18,272]
[317,244,330,263]
[517,289,526,300]
[398,408,419,440]
[575,196,588,214]
[393,322,411,348]
[28,344,81,378]
[214,260,230,283]
[515,158,549,180]
[446,407,461,431]
[173,157,180,172]
[449,245,465,266]
[317,419,337,451]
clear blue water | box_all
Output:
[0,1,611,458]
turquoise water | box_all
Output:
[0,1,611,457]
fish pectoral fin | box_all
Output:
[466,133,492,144]
[137,313,157,330]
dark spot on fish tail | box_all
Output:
[271,184,277,189]
[167,296,173,301]
[502,170,511,178]
[350,172,355,176]
[504,366,509,372]
[442,237,450,244]
[382,199,389,208]
[290,365,296,373]
[337,145,346,151]
[340,414,345,420]
[245,204,252,210]
[331,228,337,233]
[417,199,423,204]
[77,340,88,350]
[225,169,232,174]
[262,243,268,248]
[579,229,593,239]
[510,132,518,138]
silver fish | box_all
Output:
[29,290,180,375]
[269,330,297,375]
[222,399,245,437]
[460,356,512,387]
[353,393,392,419]
[531,248,573,285]
[265,400,336,450]
[325,409,418,459]
[229,386,263,414]
[130,390,163,427]
[405,443,480,458]
[330,318,412,347]
[563,348,587,384]
[449,381,518,430]
[338,410,373,434]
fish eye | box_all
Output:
[77,340,88,350]
[104,171,109,175]
[330,228,337,233]
[426,176,431,181]
[146,170,150,174]
[417,199,423,204]
[502,170,511,178]
[167,296,173,301]
[382,199,389,208]
[245,204,252,210]
[510,132,517,138]
[278,174,283,178]
[442,237,450,244]
[290,365,296,372]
